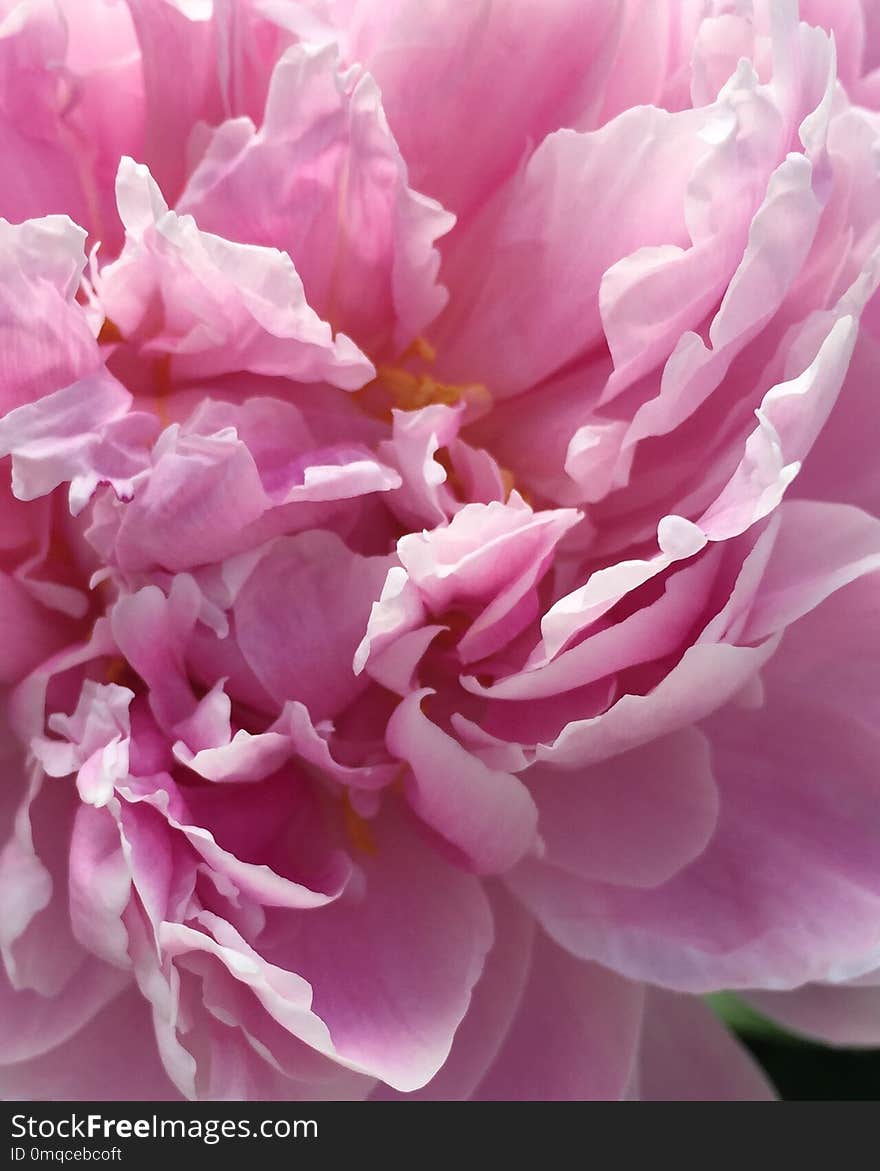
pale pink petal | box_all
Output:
[434,103,711,398]
[0,1,92,227]
[740,500,880,642]
[0,571,76,684]
[0,215,98,414]
[465,541,720,703]
[179,43,454,355]
[696,308,867,542]
[123,0,309,206]
[122,0,224,204]
[515,565,880,991]
[110,575,202,731]
[68,803,134,967]
[395,495,581,662]
[108,397,399,573]
[0,368,157,513]
[795,328,880,519]
[98,157,374,388]
[0,952,128,1067]
[121,770,351,910]
[334,0,629,223]
[472,930,643,1101]
[533,628,776,770]
[183,1009,373,1101]
[377,403,467,529]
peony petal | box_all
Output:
[334,0,630,224]
[258,807,494,1092]
[387,690,539,875]
[0,215,98,414]
[516,564,880,991]
[179,43,454,355]
[472,929,643,1101]
[233,531,390,722]
[634,988,776,1101]
[98,157,374,388]
[434,103,711,397]
[0,368,157,513]
[0,571,77,684]
[744,983,880,1048]
[521,728,719,890]
[795,327,880,519]
[373,886,535,1101]
[109,397,400,573]
[0,950,128,1067]
[0,982,183,1100]
[0,2,92,228]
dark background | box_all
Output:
[713,996,880,1099]
[745,1036,880,1100]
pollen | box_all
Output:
[377,366,491,413]
[357,336,491,418]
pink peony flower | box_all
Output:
[5,0,880,1101]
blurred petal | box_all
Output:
[635,989,776,1101]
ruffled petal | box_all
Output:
[513,521,880,991]
[179,43,454,355]
[97,157,374,388]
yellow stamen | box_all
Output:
[104,657,130,686]
[500,466,518,501]
[434,446,465,501]
[356,335,491,419]
[341,790,378,857]
[98,317,123,346]
[379,366,491,413]
[404,335,437,364]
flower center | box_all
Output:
[341,790,378,856]
[99,317,174,428]
[357,336,491,418]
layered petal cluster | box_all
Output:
[4,0,880,1101]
